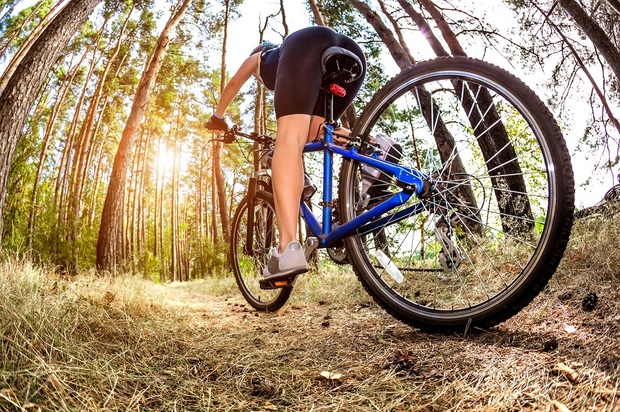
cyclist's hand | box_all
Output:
[205,115,230,132]
[222,125,238,144]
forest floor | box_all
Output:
[1,217,619,411]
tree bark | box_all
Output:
[0,0,65,95]
[0,0,102,242]
[419,0,533,231]
[96,0,193,273]
[307,0,326,26]
[171,140,179,281]
[134,126,151,272]
[558,0,620,83]
[395,0,447,57]
[56,44,104,224]
[87,138,105,226]
[214,0,232,243]
[279,0,289,37]
[28,46,94,248]
[417,0,466,56]
[379,0,416,63]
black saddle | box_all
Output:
[321,46,364,86]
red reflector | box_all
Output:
[330,84,346,97]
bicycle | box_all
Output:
[575,174,620,219]
[226,53,575,333]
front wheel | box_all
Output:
[339,57,574,333]
[230,190,291,311]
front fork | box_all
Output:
[243,175,258,255]
[243,169,274,255]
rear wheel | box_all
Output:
[230,190,291,311]
[339,57,574,332]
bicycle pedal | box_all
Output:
[259,276,296,290]
[304,237,319,259]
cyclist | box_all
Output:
[206,26,366,280]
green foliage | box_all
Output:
[190,240,229,278]
[137,251,164,282]
[0,0,54,58]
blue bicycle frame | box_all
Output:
[300,122,428,248]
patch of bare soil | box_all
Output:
[158,272,619,412]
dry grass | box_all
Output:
[1,218,619,411]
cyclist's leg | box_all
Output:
[272,113,312,252]
[261,113,311,279]
[271,27,327,255]
[308,115,325,142]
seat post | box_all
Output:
[323,90,336,143]
[322,89,336,235]
[326,90,335,124]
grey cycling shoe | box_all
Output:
[263,241,308,279]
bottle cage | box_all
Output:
[321,46,364,86]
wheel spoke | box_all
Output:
[339,58,573,332]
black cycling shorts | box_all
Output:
[272,26,366,119]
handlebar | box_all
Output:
[221,125,274,146]
[218,123,364,150]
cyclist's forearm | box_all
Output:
[215,78,245,117]
[214,55,259,117]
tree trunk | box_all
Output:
[307,0,326,25]
[159,146,167,280]
[0,0,65,95]
[559,0,620,83]
[214,0,231,243]
[28,48,92,248]
[96,0,193,273]
[0,0,102,243]
[57,48,103,231]
[379,0,416,63]
[170,141,178,281]
[419,0,533,232]
[211,157,217,243]
[54,26,106,224]
[395,0,447,57]
[197,146,205,245]
[154,136,162,259]
[537,0,620,134]
[134,126,151,272]
[87,138,105,226]
[279,0,289,37]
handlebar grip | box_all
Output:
[222,124,238,144]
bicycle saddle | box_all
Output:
[321,46,364,85]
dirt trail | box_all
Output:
[154,280,619,411]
